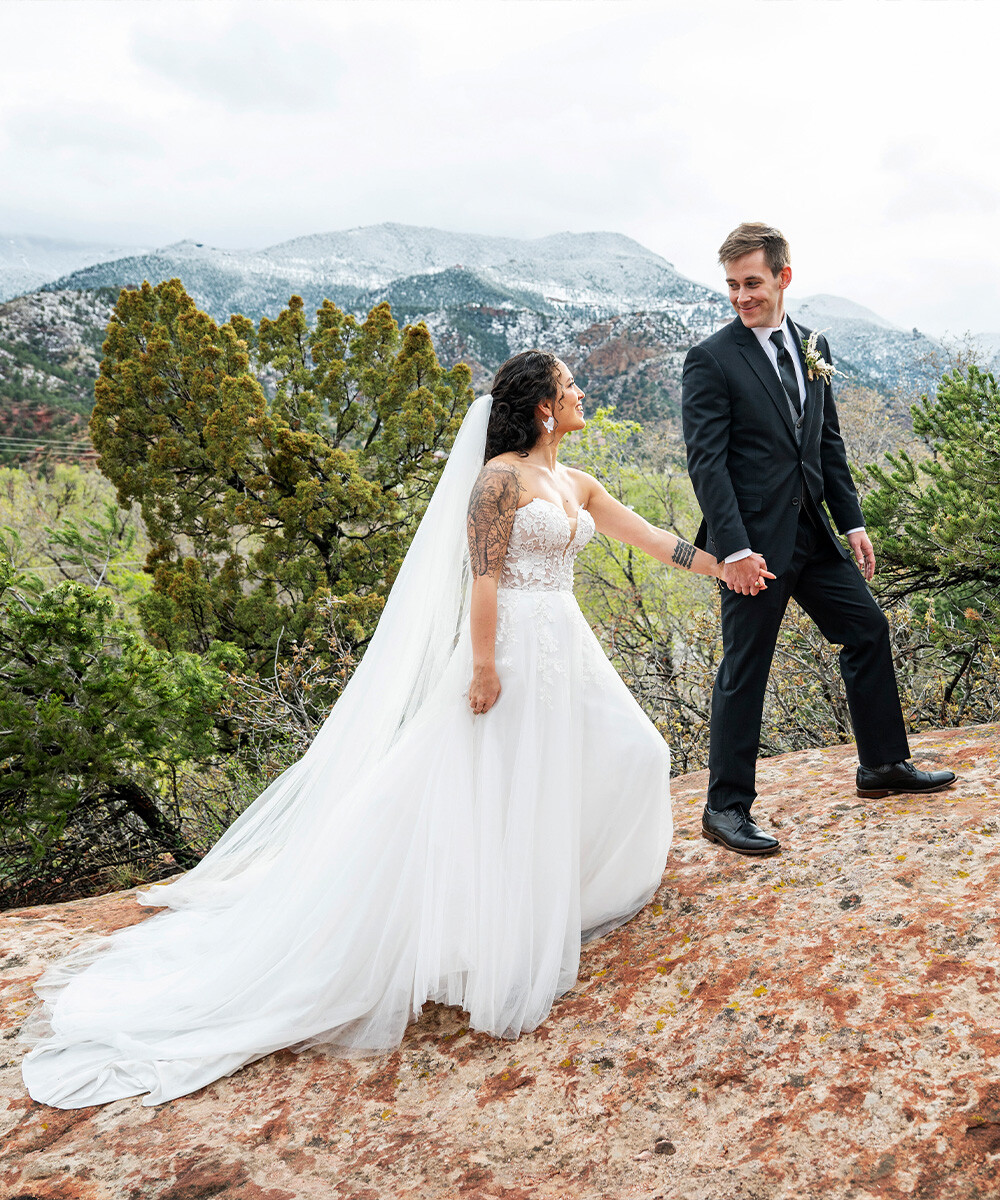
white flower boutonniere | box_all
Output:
[801,329,842,385]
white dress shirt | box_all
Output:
[725,314,863,565]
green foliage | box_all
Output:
[44,498,139,589]
[0,559,240,907]
[862,364,1000,648]
[90,280,473,671]
[0,464,109,563]
[563,408,710,642]
[0,464,151,619]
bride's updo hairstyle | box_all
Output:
[484,350,560,462]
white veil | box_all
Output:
[141,393,494,909]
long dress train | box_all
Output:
[21,483,672,1109]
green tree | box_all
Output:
[862,364,1000,649]
[0,560,239,907]
[90,280,472,671]
[0,463,147,579]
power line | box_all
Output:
[0,435,95,449]
[0,451,98,459]
[0,433,94,444]
[0,443,98,457]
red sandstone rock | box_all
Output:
[582,334,660,376]
[2,725,998,1199]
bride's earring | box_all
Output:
[542,414,555,433]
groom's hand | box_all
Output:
[847,530,876,581]
[722,553,772,596]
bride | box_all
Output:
[21,350,771,1109]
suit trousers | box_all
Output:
[706,511,911,812]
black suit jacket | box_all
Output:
[681,315,864,578]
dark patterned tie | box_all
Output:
[769,330,802,416]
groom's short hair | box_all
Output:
[718,223,790,277]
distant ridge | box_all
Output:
[39,223,719,322]
[789,294,940,395]
[793,294,900,331]
[0,234,149,303]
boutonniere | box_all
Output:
[801,329,842,385]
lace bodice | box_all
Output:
[498,499,596,592]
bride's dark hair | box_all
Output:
[484,350,561,462]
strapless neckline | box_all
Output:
[515,497,592,546]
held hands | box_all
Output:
[720,553,776,596]
[847,530,876,582]
[468,664,501,715]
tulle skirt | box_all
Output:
[21,587,672,1108]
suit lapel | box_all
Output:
[730,317,797,440]
[786,316,824,438]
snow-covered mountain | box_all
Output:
[37,224,943,396]
[0,224,963,461]
[44,224,715,322]
[0,234,149,303]
[30,225,737,420]
[266,225,714,309]
[792,294,900,330]
[789,294,941,395]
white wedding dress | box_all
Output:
[21,400,672,1110]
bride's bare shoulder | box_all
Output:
[562,465,600,504]
[482,450,526,472]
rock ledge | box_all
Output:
[2,725,998,1200]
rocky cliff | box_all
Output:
[2,724,997,1199]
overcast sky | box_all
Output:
[1,0,998,337]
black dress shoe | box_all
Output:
[702,806,780,856]
[856,759,957,799]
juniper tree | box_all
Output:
[0,561,237,906]
[90,281,472,671]
[862,363,1000,654]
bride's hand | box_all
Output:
[469,665,501,715]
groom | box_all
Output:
[681,222,955,856]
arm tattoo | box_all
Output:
[467,464,524,577]
[671,538,697,570]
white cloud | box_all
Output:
[132,16,344,114]
[6,107,160,157]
